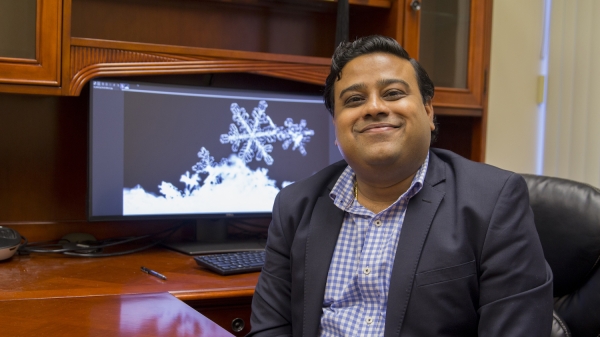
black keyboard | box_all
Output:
[194,250,265,276]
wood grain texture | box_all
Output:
[401,0,492,110]
[0,292,234,337]
[67,40,331,95]
[0,0,62,86]
[0,246,257,301]
[0,239,258,337]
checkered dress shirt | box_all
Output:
[319,154,429,336]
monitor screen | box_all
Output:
[88,78,342,221]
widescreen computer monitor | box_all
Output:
[88,78,342,253]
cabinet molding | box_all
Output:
[67,38,330,96]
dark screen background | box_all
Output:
[122,90,333,196]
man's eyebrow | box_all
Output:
[338,79,411,99]
[377,78,410,88]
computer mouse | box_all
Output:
[0,227,22,261]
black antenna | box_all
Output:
[335,0,349,47]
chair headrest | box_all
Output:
[521,174,600,297]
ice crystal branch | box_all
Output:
[279,118,314,156]
[220,100,314,165]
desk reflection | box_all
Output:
[116,293,232,336]
[1,292,234,337]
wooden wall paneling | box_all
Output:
[434,115,475,160]
[0,92,87,222]
[348,5,402,43]
[70,0,340,58]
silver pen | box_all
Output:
[141,266,167,280]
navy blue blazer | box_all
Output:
[248,148,553,337]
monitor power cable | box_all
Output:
[18,222,186,257]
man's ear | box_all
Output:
[424,100,435,131]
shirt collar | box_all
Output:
[329,152,430,211]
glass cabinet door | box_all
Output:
[404,0,490,110]
[419,0,470,89]
[0,0,37,59]
[0,0,62,86]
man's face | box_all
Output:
[332,53,434,174]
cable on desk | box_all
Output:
[18,221,187,257]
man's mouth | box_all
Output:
[359,123,400,133]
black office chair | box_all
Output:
[521,174,600,337]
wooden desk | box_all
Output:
[1,292,233,337]
[0,247,260,336]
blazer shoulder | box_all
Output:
[430,148,517,185]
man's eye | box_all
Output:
[384,90,405,99]
[344,96,364,105]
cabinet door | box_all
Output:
[186,297,253,337]
[0,0,62,86]
[403,0,491,110]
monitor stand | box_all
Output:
[161,219,265,255]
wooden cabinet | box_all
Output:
[0,0,492,160]
[401,0,493,161]
[411,0,491,111]
[188,297,253,337]
[0,0,62,88]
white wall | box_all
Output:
[485,0,546,173]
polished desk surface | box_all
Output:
[0,247,260,336]
[1,292,234,337]
[0,247,259,301]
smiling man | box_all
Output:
[248,35,553,337]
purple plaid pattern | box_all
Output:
[319,154,429,336]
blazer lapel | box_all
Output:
[384,151,446,337]
[302,195,345,336]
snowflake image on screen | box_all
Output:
[220,100,314,165]
[123,100,314,215]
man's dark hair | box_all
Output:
[323,35,438,143]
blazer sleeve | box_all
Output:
[477,173,554,336]
[247,192,293,337]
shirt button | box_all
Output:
[374,220,382,227]
[365,317,374,325]
[363,267,371,275]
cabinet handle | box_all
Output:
[231,318,245,332]
[410,0,421,11]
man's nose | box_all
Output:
[363,95,389,118]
